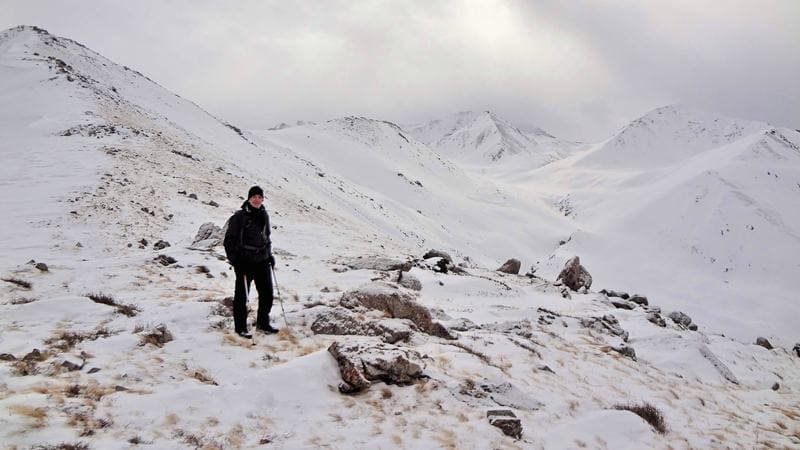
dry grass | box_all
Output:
[45,326,115,352]
[777,407,800,420]
[191,368,218,385]
[434,428,458,449]
[34,443,89,450]
[137,323,173,347]
[9,404,47,427]
[66,409,113,436]
[614,402,667,434]
[86,292,140,317]
[277,328,299,345]
[2,277,32,289]
[329,413,343,422]
[391,434,403,445]
[164,413,179,426]
[381,387,393,399]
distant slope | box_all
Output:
[407,110,582,168]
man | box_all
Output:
[224,186,278,338]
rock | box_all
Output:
[457,379,543,411]
[580,315,629,342]
[0,353,16,361]
[61,360,81,371]
[772,382,780,391]
[34,262,49,272]
[668,311,693,328]
[191,222,223,249]
[496,259,521,275]
[794,343,800,357]
[486,410,522,439]
[688,324,698,331]
[611,300,635,310]
[310,308,412,344]
[88,367,101,374]
[188,193,198,199]
[139,238,148,248]
[422,249,452,264]
[612,345,637,360]
[339,282,455,339]
[328,341,425,393]
[628,295,648,306]
[646,312,667,327]
[397,273,422,291]
[556,256,592,291]
[22,349,45,362]
[340,256,408,271]
[154,255,177,266]
[447,317,478,332]
[755,337,773,350]
[600,289,629,300]
[153,240,171,250]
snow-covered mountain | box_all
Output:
[407,110,583,169]
[1,26,798,449]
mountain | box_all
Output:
[1,26,798,449]
[515,104,800,342]
[407,110,583,168]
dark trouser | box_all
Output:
[233,260,274,333]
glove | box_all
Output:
[268,254,276,268]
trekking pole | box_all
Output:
[271,266,291,331]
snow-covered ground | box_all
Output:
[1,26,799,449]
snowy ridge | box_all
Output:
[407,110,581,168]
[1,26,799,449]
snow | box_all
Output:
[1,26,799,449]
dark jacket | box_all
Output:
[224,201,271,266]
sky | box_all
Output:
[1,0,798,141]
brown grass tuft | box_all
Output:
[381,387,393,399]
[86,292,140,317]
[614,402,667,434]
[137,324,173,347]
[9,404,47,427]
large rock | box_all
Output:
[486,410,522,439]
[422,249,452,264]
[328,341,425,393]
[496,259,521,275]
[668,311,693,329]
[190,222,223,249]
[556,256,592,291]
[755,337,773,350]
[580,315,629,342]
[310,308,412,344]
[340,282,455,339]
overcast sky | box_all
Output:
[2,0,798,141]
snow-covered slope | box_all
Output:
[512,105,800,344]
[407,110,582,169]
[1,26,798,450]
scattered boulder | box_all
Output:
[486,410,522,439]
[191,222,223,249]
[556,256,592,291]
[612,345,637,360]
[646,312,667,327]
[794,343,800,358]
[340,256,409,272]
[422,249,452,264]
[310,308,412,344]
[755,337,773,350]
[628,295,648,306]
[397,273,422,291]
[154,255,177,266]
[339,282,455,339]
[34,262,49,272]
[153,240,171,250]
[610,300,635,310]
[328,340,425,394]
[600,289,629,300]
[667,311,693,329]
[496,259,521,275]
[580,315,629,342]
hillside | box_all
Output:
[1,26,799,449]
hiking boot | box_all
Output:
[236,330,253,339]
[257,324,279,334]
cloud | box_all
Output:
[1,0,798,140]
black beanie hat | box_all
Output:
[247,185,264,199]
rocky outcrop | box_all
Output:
[190,222,223,249]
[328,341,426,393]
[486,410,522,439]
[755,337,773,350]
[310,308,412,344]
[496,259,521,275]
[339,282,455,339]
[580,315,629,342]
[422,249,452,264]
[556,256,592,291]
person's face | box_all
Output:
[248,194,263,208]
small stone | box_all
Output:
[188,193,198,199]
[612,345,637,360]
[153,240,171,250]
[600,289,630,300]
[88,367,101,374]
[628,295,648,306]
[154,255,177,266]
[688,323,698,331]
[139,238,148,247]
[0,353,16,361]
[486,410,522,439]
[646,312,666,327]
[61,360,81,371]
[611,300,635,310]
[114,385,129,392]
[793,343,800,357]
[771,382,779,391]
[668,311,693,328]
[34,262,49,272]
[755,337,773,350]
